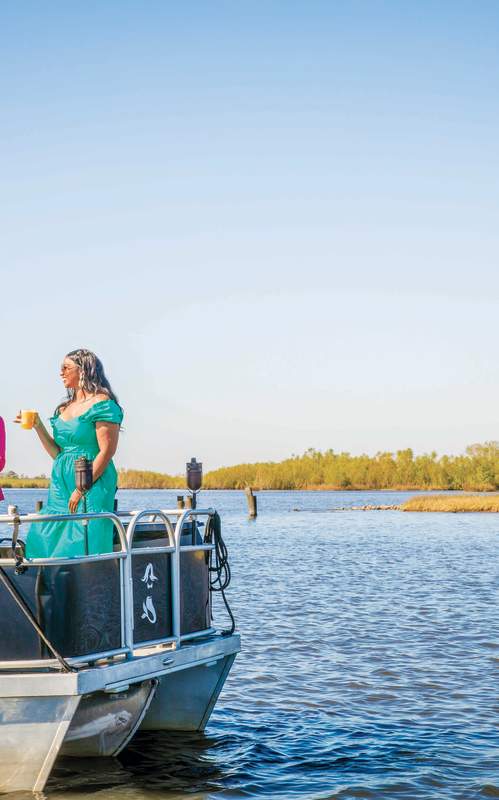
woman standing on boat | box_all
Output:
[17,349,123,558]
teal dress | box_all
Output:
[26,399,123,559]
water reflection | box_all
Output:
[48,731,231,798]
[120,731,231,793]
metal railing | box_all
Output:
[0,507,217,670]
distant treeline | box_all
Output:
[2,442,498,491]
[0,469,183,491]
[117,469,183,489]
[202,443,499,491]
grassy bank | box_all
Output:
[401,494,499,512]
[0,476,49,489]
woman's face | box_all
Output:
[60,357,80,391]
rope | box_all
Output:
[204,511,235,635]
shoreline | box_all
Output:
[2,487,498,513]
[1,481,499,494]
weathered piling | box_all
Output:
[245,487,257,517]
[177,495,185,509]
[35,500,43,512]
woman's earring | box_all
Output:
[79,371,85,389]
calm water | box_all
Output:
[1,489,498,800]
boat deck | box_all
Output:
[0,505,240,793]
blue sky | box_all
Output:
[1,1,498,476]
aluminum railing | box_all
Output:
[125,508,217,647]
[0,507,217,670]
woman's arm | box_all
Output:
[33,415,61,459]
[92,421,120,482]
[68,421,119,513]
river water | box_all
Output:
[1,489,498,800]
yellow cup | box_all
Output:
[21,410,37,430]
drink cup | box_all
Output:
[20,410,37,430]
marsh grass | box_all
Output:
[402,494,499,512]
[0,476,49,488]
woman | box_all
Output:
[19,349,123,558]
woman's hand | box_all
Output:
[14,410,60,459]
[68,489,83,514]
[13,411,41,428]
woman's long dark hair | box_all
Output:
[56,349,121,415]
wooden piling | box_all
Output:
[35,500,43,512]
[176,495,185,509]
[245,487,257,517]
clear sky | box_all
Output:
[1,1,498,476]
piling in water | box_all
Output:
[245,487,257,517]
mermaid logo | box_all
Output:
[140,563,159,624]
[141,596,157,624]
[141,562,158,590]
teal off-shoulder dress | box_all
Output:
[26,399,123,559]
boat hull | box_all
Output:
[61,679,157,757]
[0,694,80,793]
[0,633,240,793]
[141,653,236,731]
